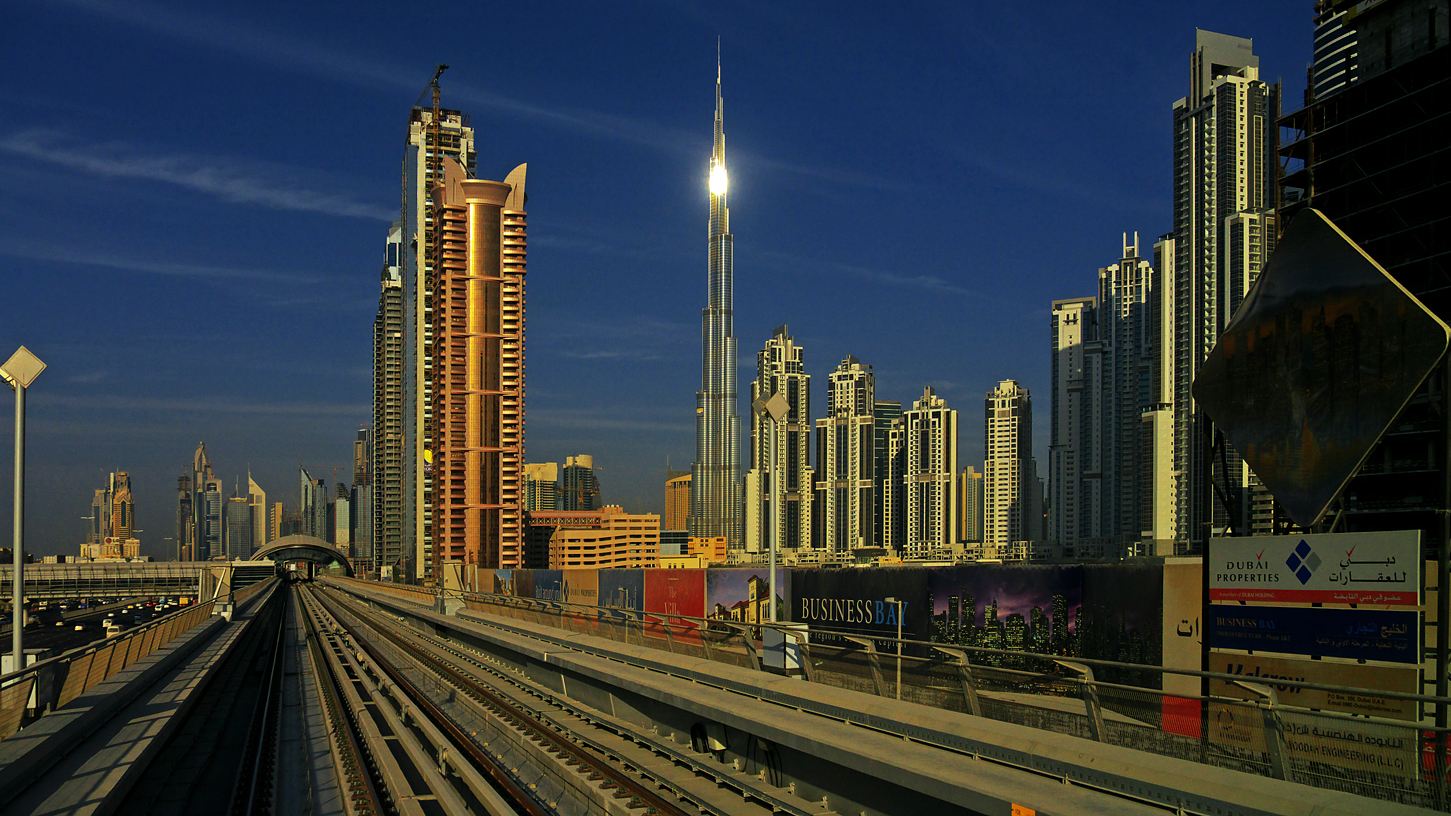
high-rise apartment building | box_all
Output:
[957,466,984,543]
[429,155,528,570]
[184,443,218,561]
[985,380,1034,546]
[524,462,560,511]
[269,501,283,544]
[561,456,600,512]
[247,475,266,554]
[202,476,223,561]
[1048,296,1099,547]
[86,471,135,559]
[744,326,812,553]
[374,220,406,576]
[690,65,743,549]
[402,83,477,582]
[664,472,691,532]
[300,468,326,540]
[1140,236,1178,550]
[900,387,958,557]
[873,400,903,550]
[1170,30,1279,549]
[814,357,875,553]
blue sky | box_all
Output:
[0,1,1310,557]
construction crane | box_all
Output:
[415,64,449,188]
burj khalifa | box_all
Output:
[689,63,742,548]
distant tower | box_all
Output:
[247,474,266,554]
[900,387,958,557]
[664,472,691,532]
[745,326,812,553]
[690,60,743,549]
[374,220,406,575]
[191,442,216,560]
[175,475,193,561]
[1048,296,1098,547]
[429,155,529,569]
[524,463,561,511]
[957,466,984,543]
[224,495,251,561]
[562,456,600,511]
[814,356,875,553]
[985,380,1033,546]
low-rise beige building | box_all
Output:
[546,506,659,569]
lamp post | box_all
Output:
[755,391,790,624]
[2,346,45,673]
[883,596,904,700]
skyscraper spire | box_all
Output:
[691,56,742,549]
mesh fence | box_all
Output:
[341,580,1451,811]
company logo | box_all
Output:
[1284,539,1321,585]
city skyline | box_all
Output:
[1,3,1313,556]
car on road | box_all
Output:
[74,624,85,631]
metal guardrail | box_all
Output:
[0,578,277,741]
[341,578,1451,811]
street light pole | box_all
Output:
[2,346,45,674]
[884,596,904,700]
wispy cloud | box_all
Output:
[757,250,976,297]
[0,240,324,283]
[35,393,368,417]
[0,129,393,220]
[42,0,904,192]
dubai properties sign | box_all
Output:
[1209,530,1419,606]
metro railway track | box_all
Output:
[307,584,838,816]
[306,585,690,816]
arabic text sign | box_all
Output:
[1209,605,1419,664]
[1209,531,1419,605]
[1209,701,1419,779]
[1208,653,1417,720]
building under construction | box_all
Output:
[1277,0,1450,541]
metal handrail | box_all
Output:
[373,582,1451,712]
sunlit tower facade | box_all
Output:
[429,155,528,570]
[690,65,743,549]
[814,356,875,553]
[745,326,812,554]
[402,80,477,581]
[1170,30,1278,548]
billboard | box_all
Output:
[927,564,1082,664]
[1192,208,1451,528]
[706,568,786,625]
[598,569,643,612]
[791,568,929,647]
[1208,652,1417,720]
[645,569,705,643]
[533,570,565,603]
[1210,531,1419,606]
[1209,605,1419,664]
[561,570,599,607]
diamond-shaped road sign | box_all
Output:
[0,346,46,389]
[1193,208,1449,528]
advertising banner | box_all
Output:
[1209,605,1419,664]
[489,569,515,596]
[513,570,536,600]
[927,564,1081,659]
[1209,701,1418,779]
[706,568,786,625]
[791,568,929,647]
[1209,531,1419,605]
[598,569,643,612]
[562,570,599,608]
[645,569,705,643]
[533,570,565,603]
[1081,562,1161,670]
[1208,652,1417,720]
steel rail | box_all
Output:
[312,586,690,816]
[233,588,288,816]
[297,588,389,816]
